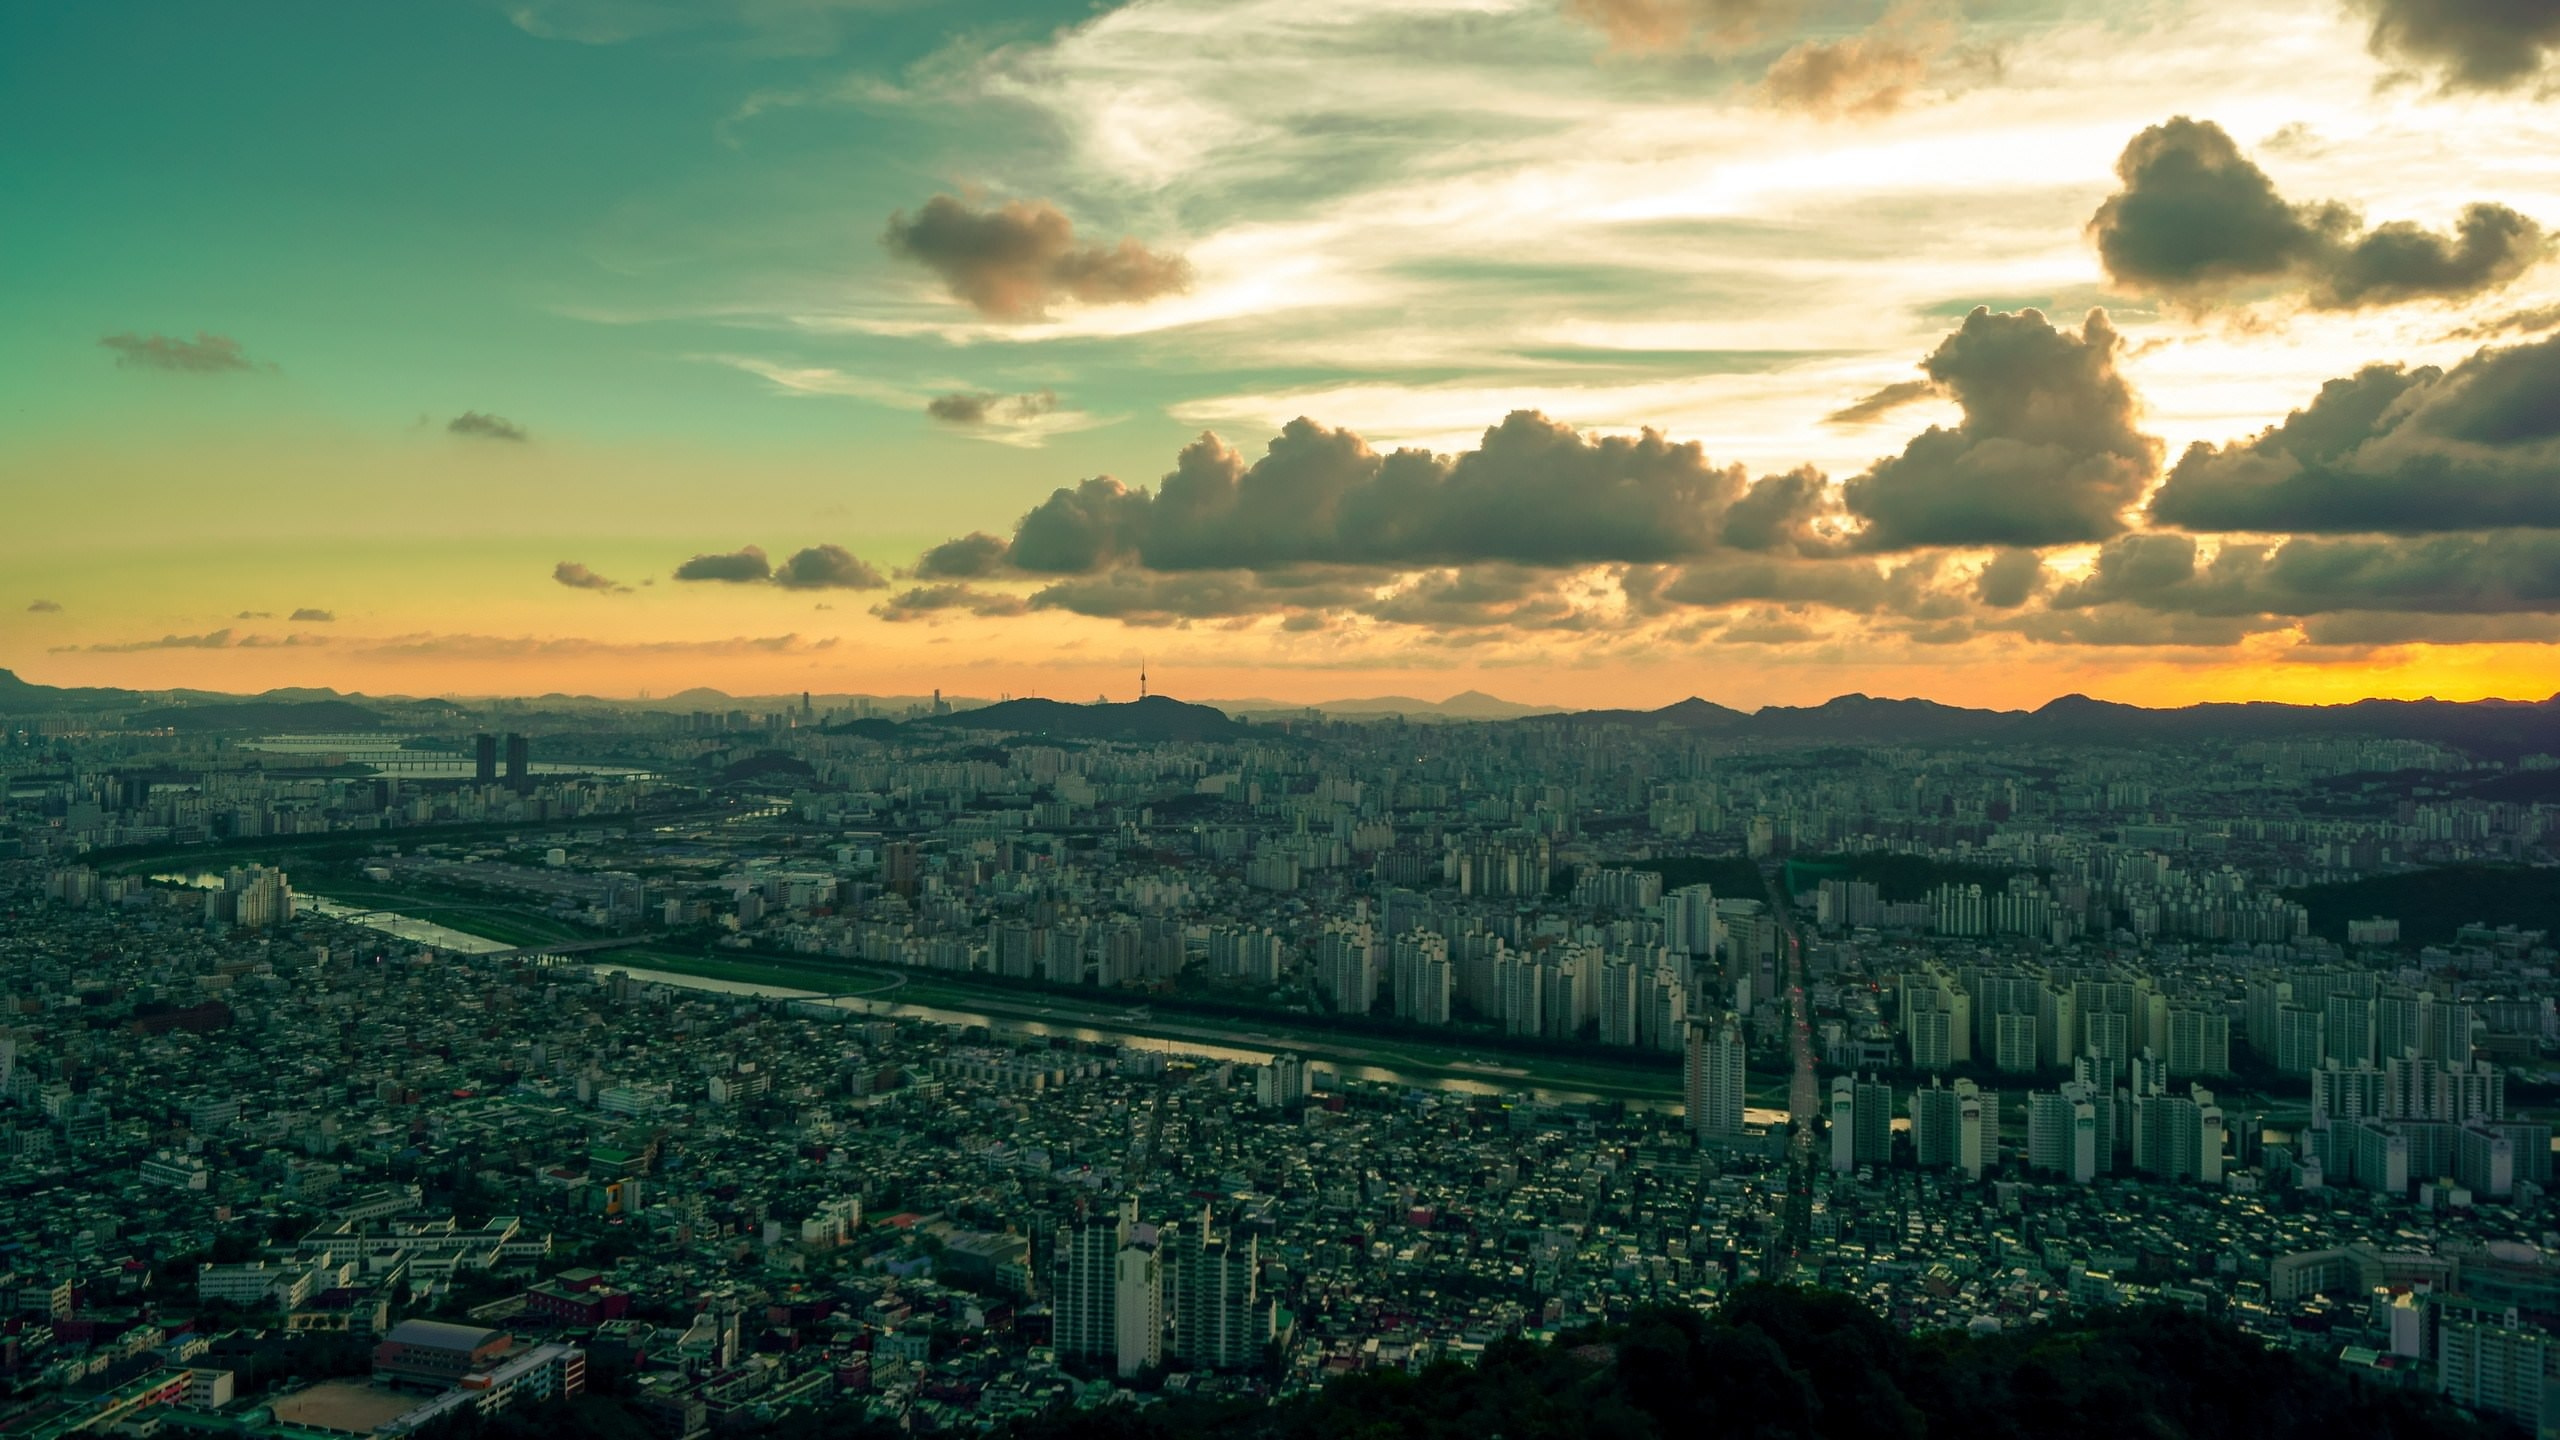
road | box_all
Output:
[1760,862,1820,1153]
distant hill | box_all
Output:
[911,694,1248,742]
[1552,690,2560,756]
[1213,689,1561,720]
[0,667,139,712]
[128,699,387,732]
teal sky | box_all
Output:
[4,0,2558,707]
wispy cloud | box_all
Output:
[447,411,531,442]
[98,331,268,374]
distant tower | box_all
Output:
[504,733,530,795]
[473,733,497,784]
[1140,659,1148,700]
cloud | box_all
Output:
[672,546,774,583]
[1718,467,1842,554]
[1842,307,2160,549]
[2149,331,2560,534]
[351,631,838,658]
[964,411,1760,577]
[98,331,264,374]
[912,532,1013,580]
[1972,548,2045,608]
[2089,117,2548,310]
[1562,0,1800,53]
[56,628,331,654]
[882,195,1193,321]
[553,562,630,593]
[1760,2,1966,118]
[26,599,62,614]
[2349,0,2560,92]
[2053,530,2560,617]
[927,390,1060,427]
[1823,379,1939,427]
[871,584,1033,622]
[448,411,530,442]
[235,611,273,620]
[773,544,887,590]
[290,608,336,622]
[1027,568,1372,625]
[2445,303,2560,341]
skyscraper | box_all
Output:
[1113,1242,1162,1377]
[1685,1016,1746,1142]
[1052,1201,1132,1367]
[473,733,497,784]
[1169,1209,1270,1372]
[504,732,530,795]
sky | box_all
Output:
[4,0,2559,710]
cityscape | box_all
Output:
[0,680,2556,1437]
[9,0,2560,1436]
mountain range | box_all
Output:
[5,668,2557,756]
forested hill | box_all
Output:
[429,1288,2493,1440]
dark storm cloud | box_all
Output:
[973,412,1756,577]
[2089,118,2547,309]
[672,546,774,583]
[1842,307,2160,549]
[2148,331,2560,534]
[912,532,1013,580]
[926,390,1060,427]
[290,608,335,622]
[1972,548,2045,608]
[773,544,888,590]
[98,331,264,374]
[1823,379,1939,427]
[2350,0,2560,92]
[871,584,1033,622]
[553,562,628,593]
[448,411,530,442]
[882,195,1193,321]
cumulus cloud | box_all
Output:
[952,411,1760,577]
[2350,0,2560,92]
[882,195,1193,321]
[1842,307,2160,549]
[98,331,264,374]
[1973,548,2045,608]
[2149,331,2560,534]
[2089,118,2548,310]
[1824,379,1939,426]
[290,608,336,622]
[912,532,1012,580]
[448,411,530,442]
[871,584,1033,622]
[1718,467,1842,554]
[773,544,888,590]
[26,599,62,613]
[927,389,1060,427]
[672,546,774,583]
[553,562,629,593]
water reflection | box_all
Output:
[599,964,1700,1115]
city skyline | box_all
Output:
[7,1,2560,709]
